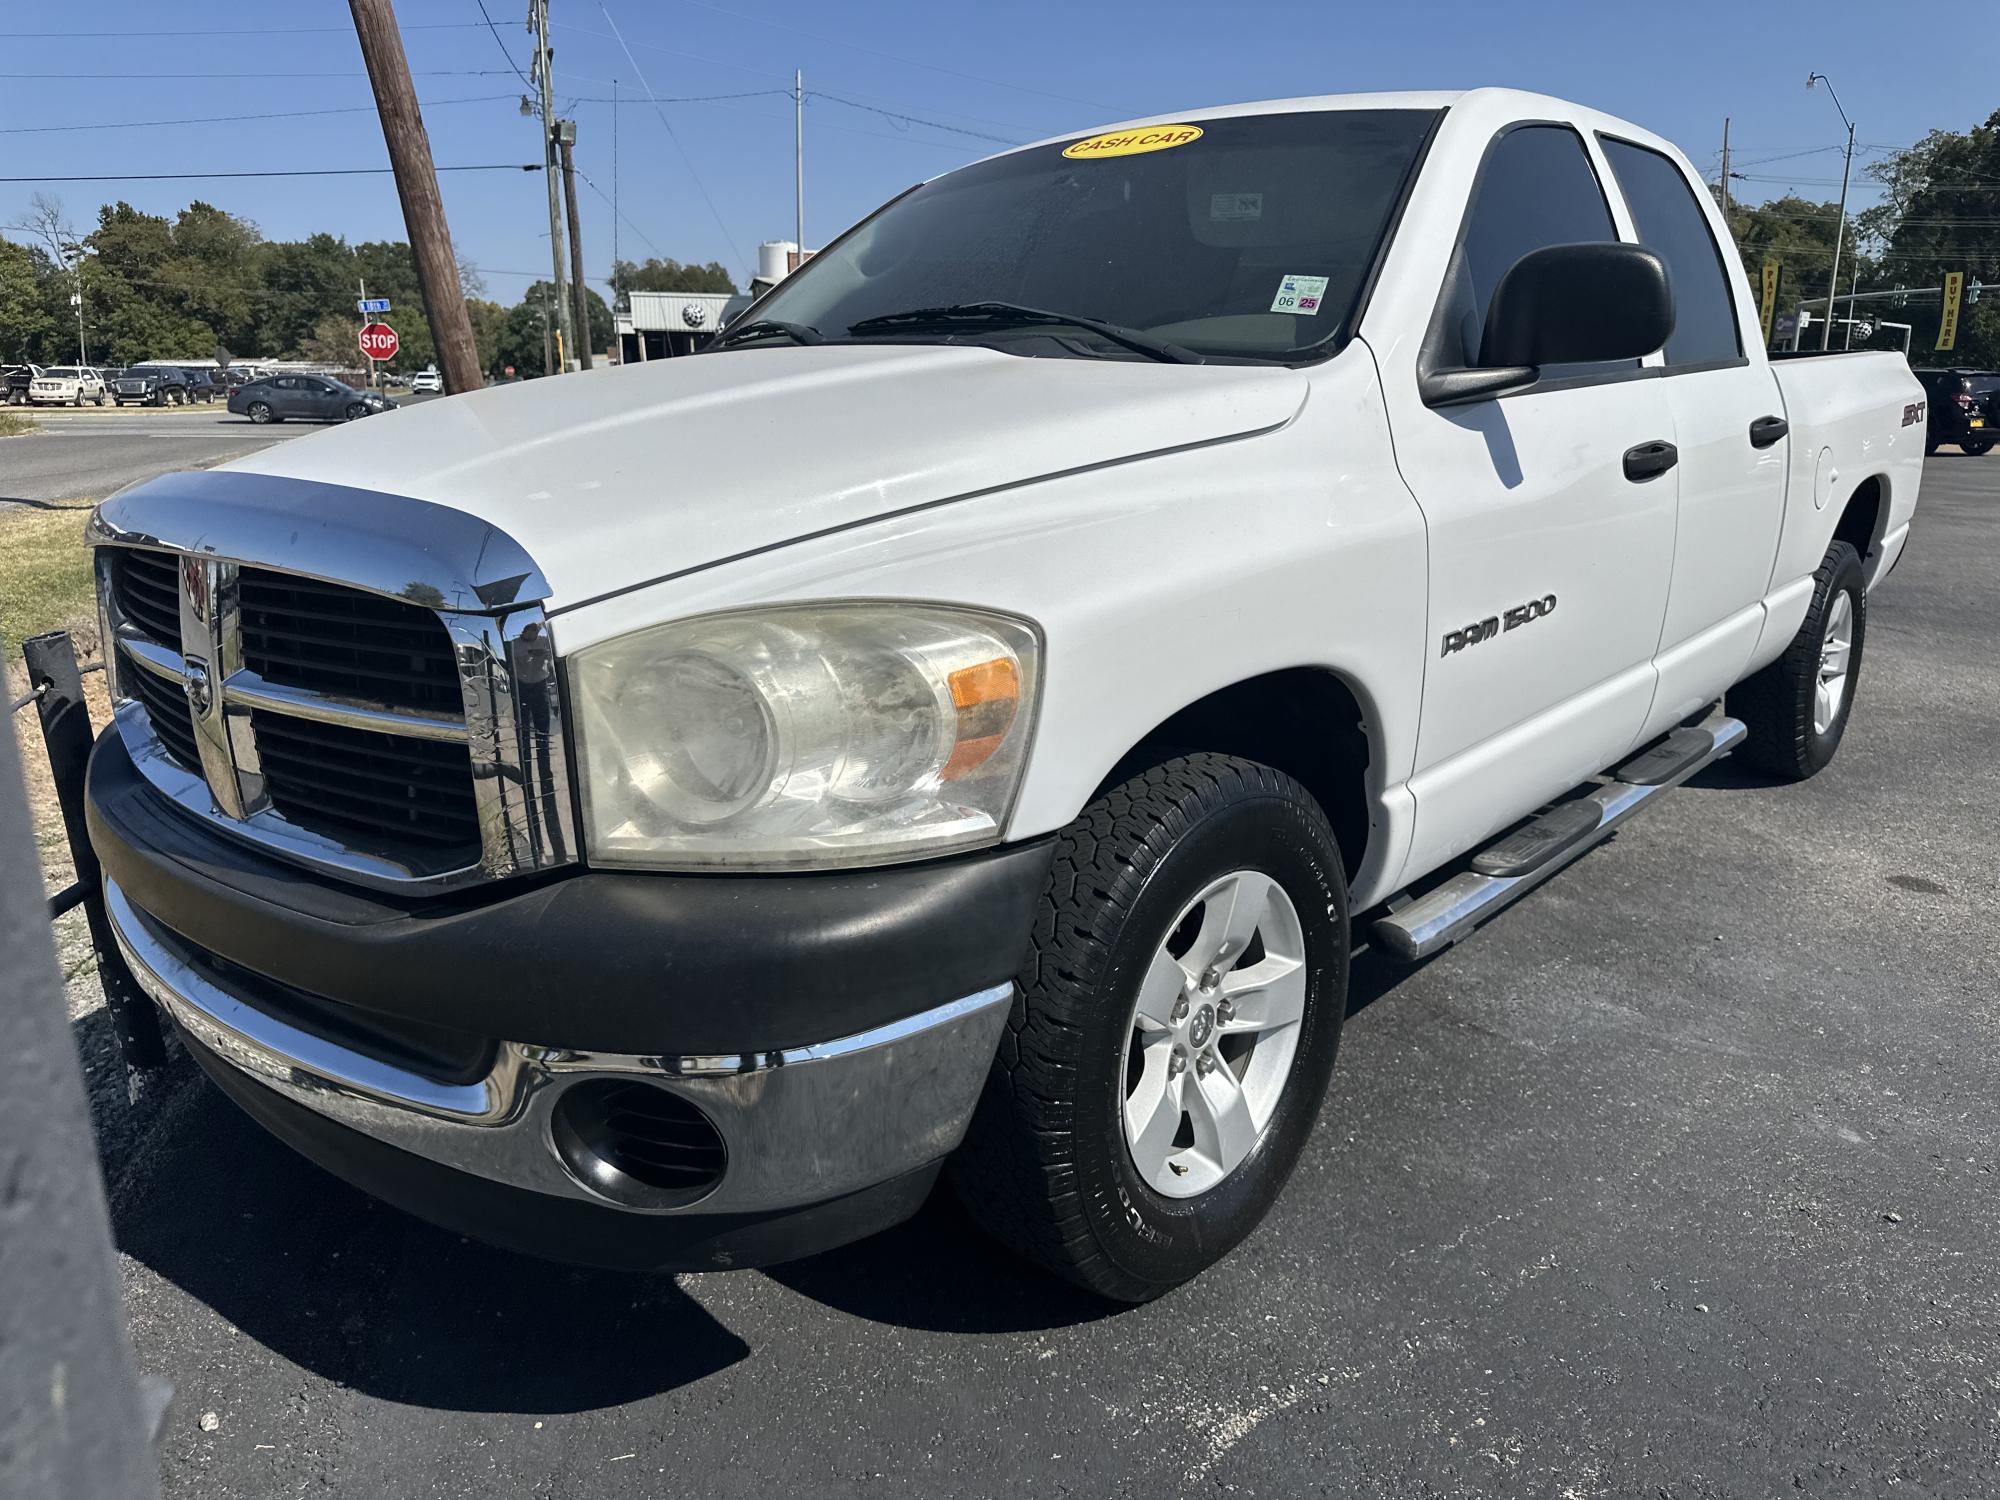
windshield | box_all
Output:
[748,108,1436,363]
[45,367,78,378]
[1968,376,2000,397]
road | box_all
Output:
[74,457,1999,1497]
[0,398,440,505]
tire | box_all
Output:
[1733,538,1867,781]
[73,393,84,407]
[246,401,273,425]
[344,401,368,421]
[1962,438,1993,456]
[94,392,106,406]
[950,753,1350,1302]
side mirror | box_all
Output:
[1421,242,1675,407]
[1483,242,1674,368]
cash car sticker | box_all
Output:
[1062,124,1204,160]
[1270,273,1331,316]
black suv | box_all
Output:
[1912,368,2000,455]
[109,367,192,407]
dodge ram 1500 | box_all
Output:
[84,89,1922,1301]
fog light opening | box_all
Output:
[550,1079,727,1209]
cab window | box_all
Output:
[1600,137,1742,367]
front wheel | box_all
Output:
[1733,538,1867,780]
[951,753,1349,1302]
[246,401,274,425]
[344,402,368,421]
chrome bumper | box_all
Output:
[105,878,1011,1216]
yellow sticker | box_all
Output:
[1062,124,1204,160]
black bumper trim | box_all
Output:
[188,1037,942,1272]
[87,727,1052,1055]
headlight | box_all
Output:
[571,602,1041,870]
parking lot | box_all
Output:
[59,454,1995,1497]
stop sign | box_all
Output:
[359,322,399,361]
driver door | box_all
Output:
[1382,124,1677,876]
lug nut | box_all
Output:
[1215,1000,1234,1025]
[1171,995,1190,1024]
[1168,1049,1188,1078]
[1195,1052,1219,1077]
[1199,967,1221,992]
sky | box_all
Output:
[4,0,1996,309]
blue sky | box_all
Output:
[4,1,1993,307]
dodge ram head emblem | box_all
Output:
[181,656,213,716]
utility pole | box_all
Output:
[530,0,575,371]
[1719,117,1731,219]
[558,124,592,369]
[358,269,371,388]
[1844,260,1861,349]
[1807,72,1856,353]
[349,0,483,393]
[794,68,805,263]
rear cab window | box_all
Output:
[1599,136,1742,368]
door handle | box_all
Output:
[1622,440,1678,482]
[1749,414,1789,448]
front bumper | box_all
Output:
[87,729,1049,1269]
[106,877,1008,1267]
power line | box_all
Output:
[665,0,1116,112]
[0,22,488,36]
[0,69,518,79]
[595,1,748,276]
[0,94,517,137]
[573,166,663,260]
[0,165,542,183]
[807,90,1021,147]
[472,0,536,96]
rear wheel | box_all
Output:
[1962,438,1994,456]
[1733,539,1867,781]
[246,401,273,425]
[950,753,1349,1302]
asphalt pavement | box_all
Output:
[73,456,2000,1497]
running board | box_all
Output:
[1373,712,1746,963]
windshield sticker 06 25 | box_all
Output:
[1061,125,1204,160]
[1270,274,1331,315]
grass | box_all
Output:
[2,496,108,887]
[0,409,36,438]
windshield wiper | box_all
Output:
[709,318,824,350]
[845,302,1202,365]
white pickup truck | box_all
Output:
[85,88,1921,1301]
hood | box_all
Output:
[221,344,1306,610]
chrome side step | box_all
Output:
[1373,711,1746,963]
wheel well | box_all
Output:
[1098,668,1373,883]
[1834,475,1886,570]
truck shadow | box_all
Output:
[94,1023,1124,1408]
[101,1040,751,1413]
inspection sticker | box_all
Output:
[1062,124,1203,160]
[1210,192,1263,222]
[1270,273,1330,315]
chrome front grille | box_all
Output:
[94,532,575,893]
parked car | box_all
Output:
[29,366,108,406]
[227,374,397,423]
[109,368,191,407]
[174,367,221,403]
[409,367,443,394]
[3,363,40,405]
[1911,367,1999,454]
[84,88,1923,1301]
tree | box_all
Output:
[492,280,613,372]
[1863,111,2000,363]
[609,256,736,308]
[0,239,56,362]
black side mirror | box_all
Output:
[1483,242,1673,368]
[1421,242,1675,407]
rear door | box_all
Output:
[1378,123,1679,874]
[1597,135,1789,738]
